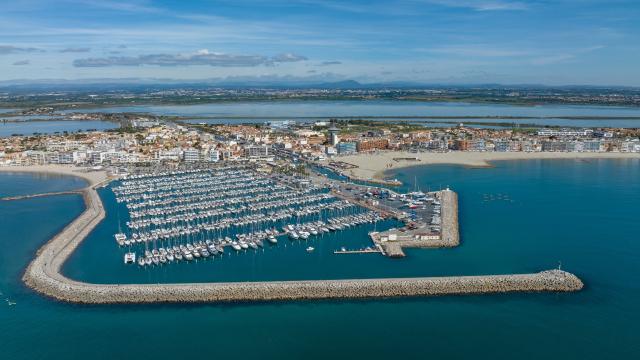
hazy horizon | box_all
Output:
[1,0,639,86]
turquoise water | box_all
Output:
[0,171,87,197]
[1,159,639,359]
[66,101,640,127]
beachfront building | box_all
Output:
[454,139,486,152]
[621,140,640,152]
[183,148,201,162]
[156,148,182,162]
[542,141,568,152]
[356,138,388,152]
[337,141,357,154]
[100,150,132,164]
[207,149,220,162]
[45,151,74,164]
[25,150,47,165]
[245,145,272,158]
[582,140,603,152]
[423,140,448,151]
[470,139,486,151]
[565,142,584,152]
[493,140,511,152]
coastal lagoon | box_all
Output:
[1,114,59,121]
[1,159,639,359]
[68,101,640,128]
[185,118,537,129]
[0,120,117,137]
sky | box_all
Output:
[0,0,639,86]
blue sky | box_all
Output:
[0,0,639,85]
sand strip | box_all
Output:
[333,151,640,180]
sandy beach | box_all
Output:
[0,164,109,187]
[333,151,640,180]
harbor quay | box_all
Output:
[370,189,459,257]
[317,170,460,257]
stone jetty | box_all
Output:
[22,175,583,305]
[440,188,459,246]
[1,190,82,201]
[28,266,583,304]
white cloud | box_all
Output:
[271,53,308,62]
[423,0,529,11]
[73,50,308,67]
[66,0,160,14]
[426,45,530,57]
[60,47,91,53]
[0,45,42,55]
[531,45,604,65]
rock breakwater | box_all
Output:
[28,268,583,304]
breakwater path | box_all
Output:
[1,190,82,201]
[23,181,583,304]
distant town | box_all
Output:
[1,114,639,169]
[1,84,640,109]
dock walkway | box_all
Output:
[334,248,382,254]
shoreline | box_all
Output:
[11,164,583,304]
[0,164,109,187]
[332,151,640,181]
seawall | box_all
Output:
[440,188,460,246]
[27,268,583,304]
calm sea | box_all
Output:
[1,159,639,359]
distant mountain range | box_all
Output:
[0,77,637,92]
